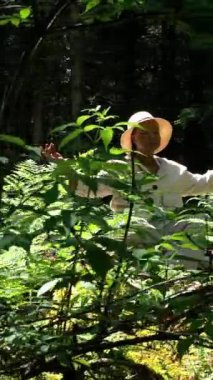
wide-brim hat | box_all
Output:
[120,111,173,154]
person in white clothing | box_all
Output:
[118,111,213,208]
[42,111,213,268]
[118,111,213,268]
[42,111,213,207]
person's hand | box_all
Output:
[41,143,63,160]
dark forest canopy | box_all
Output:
[0,0,213,170]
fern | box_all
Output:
[1,159,55,210]
[0,160,58,250]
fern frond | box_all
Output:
[1,160,56,212]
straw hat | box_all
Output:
[120,111,173,154]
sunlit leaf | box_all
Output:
[84,0,101,13]
[76,115,92,126]
[109,147,125,155]
[37,278,61,296]
[100,128,114,151]
[19,8,31,20]
[84,124,100,132]
[11,17,20,26]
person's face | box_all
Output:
[131,120,161,155]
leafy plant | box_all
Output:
[0,107,212,379]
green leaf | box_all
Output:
[10,17,20,26]
[40,345,49,353]
[76,115,92,126]
[163,232,187,242]
[132,248,149,259]
[159,242,174,251]
[100,128,114,151]
[37,278,61,296]
[0,19,10,26]
[19,8,31,20]
[61,210,77,229]
[86,243,112,278]
[0,134,25,147]
[53,160,78,182]
[74,358,90,368]
[59,129,83,149]
[177,338,194,358]
[205,321,213,338]
[109,147,125,155]
[0,234,17,249]
[84,124,100,132]
[43,183,59,205]
[84,0,101,13]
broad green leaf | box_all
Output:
[11,17,20,26]
[40,345,49,353]
[163,232,187,242]
[180,242,200,250]
[0,19,10,26]
[84,0,101,13]
[205,321,213,338]
[177,338,194,358]
[84,124,100,132]
[0,234,17,249]
[78,157,92,173]
[159,242,174,251]
[104,160,128,172]
[132,248,150,259]
[86,243,112,278]
[100,128,113,151]
[61,210,77,229]
[76,115,92,126]
[53,160,78,185]
[114,122,129,127]
[19,8,31,20]
[37,278,61,296]
[89,160,102,171]
[59,129,83,149]
[43,183,59,205]
[0,134,25,147]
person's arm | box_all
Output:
[157,157,213,196]
[178,169,213,196]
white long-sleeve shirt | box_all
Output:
[142,156,213,208]
[75,156,213,268]
[76,156,213,209]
